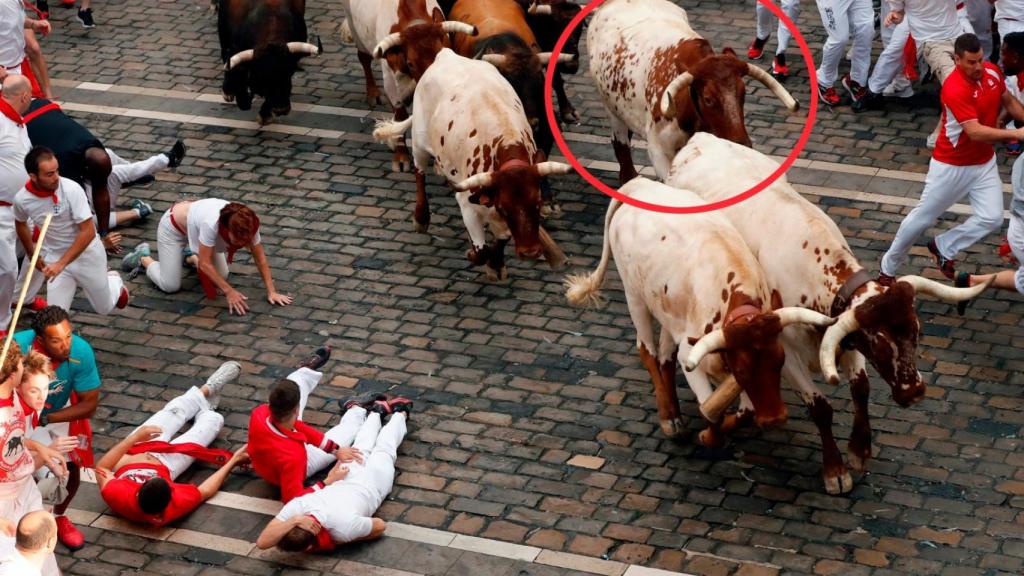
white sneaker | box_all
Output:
[882,75,914,98]
[203,361,241,409]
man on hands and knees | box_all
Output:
[94,361,249,527]
[0,511,56,576]
[247,346,374,503]
[256,396,412,552]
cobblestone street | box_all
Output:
[13,0,1024,574]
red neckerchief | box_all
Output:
[25,179,58,204]
[308,515,335,552]
[0,99,24,126]
[127,441,233,465]
[0,394,13,408]
[1017,74,1024,93]
[17,394,39,427]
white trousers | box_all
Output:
[0,206,16,328]
[881,157,1004,275]
[281,367,358,477]
[756,0,801,54]
[345,411,406,502]
[868,31,956,94]
[84,149,169,229]
[131,386,222,480]
[45,238,124,315]
[146,210,229,293]
[815,0,874,86]
[0,477,59,576]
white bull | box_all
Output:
[564,178,835,442]
[586,0,798,184]
[340,0,476,171]
[372,48,573,279]
[668,133,992,494]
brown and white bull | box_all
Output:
[372,48,573,279]
[587,0,798,183]
[564,179,835,442]
[340,0,477,171]
[668,133,992,494]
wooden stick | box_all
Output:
[0,211,54,371]
[699,374,742,423]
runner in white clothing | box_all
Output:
[997,0,1024,35]
[0,75,32,333]
[85,141,185,230]
[121,198,293,315]
[13,146,129,314]
[747,0,801,79]
[814,0,875,106]
[0,0,50,98]
[0,511,56,576]
[255,397,412,553]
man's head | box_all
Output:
[137,477,172,515]
[31,306,73,363]
[1,75,33,116]
[1003,32,1024,77]
[18,350,53,413]
[25,146,60,193]
[0,341,24,391]
[954,33,986,81]
[278,521,317,552]
[218,203,259,248]
[269,379,300,426]
[15,510,58,556]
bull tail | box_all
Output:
[564,198,623,308]
[372,117,413,149]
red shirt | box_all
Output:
[934,63,1006,166]
[100,462,202,527]
[247,404,336,503]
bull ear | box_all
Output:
[469,191,494,206]
[432,7,444,22]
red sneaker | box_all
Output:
[747,35,768,60]
[818,84,840,107]
[842,74,868,103]
[115,285,130,309]
[927,238,957,279]
[56,515,85,551]
[771,55,789,79]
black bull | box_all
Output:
[217,0,321,124]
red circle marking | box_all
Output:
[543,0,818,214]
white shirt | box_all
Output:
[186,198,261,254]
[0,0,26,69]
[0,548,40,576]
[13,177,96,258]
[997,0,1024,23]
[891,0,960,42]
[0,114,30,205]
[275,480,377,544]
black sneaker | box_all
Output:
[388,397,413,415]
[77,8,95,28]
[338,392,386,415]
[121,174,155,188]
[167,139,186,168]
[927,238,956,279]
[954,271,972,316]
[296,346,331,371]
[851,90,881,113]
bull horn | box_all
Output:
[537,52,576,65]
[454,171,495,190]
[659,72,694,119]
[535,161,573,177]
[774,307,836,328]
[372,32,403,59]
[286,42,320,57]
[528,2,553,14]
[897,274,995,302]
[481,54,509,67]
[684,329,726,372]
[441,21,478,36]
[226,49,254,71]
[819,309,860,386]
[746,63,799,112]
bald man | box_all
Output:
[0,75,32,335]
[0,510,57,576]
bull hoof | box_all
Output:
[222,92,235,103]
[847,445,872,473]
[366,90,382,108]
[540,202,562,219]
[823,470,854,495]
[393,150,412,173]
[659,418,685,438]
[484,265,508,282]
[561,107,580,125]
[257,114,273,126]
[698,427,726,448]
[413,218,429,234]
